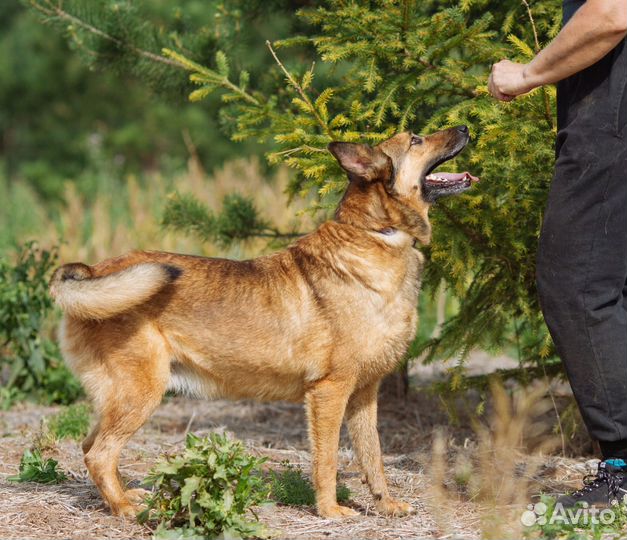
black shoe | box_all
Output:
[557,459,627,508]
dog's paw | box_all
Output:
[375,498,414,516]
[110,501,142,519]
[318,504,360,519]
[124,488,150,504]
[109,490,150,519]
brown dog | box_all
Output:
[50,126,476,519]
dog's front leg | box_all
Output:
[346,381,414,516]
[305,379,358,518]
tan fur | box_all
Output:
[50,262,177,320]
[51,127,469,519]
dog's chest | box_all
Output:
[337,249,422,368]
[373,256,421,339]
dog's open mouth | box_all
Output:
[425,171,480,190]
[421,170,479,202]
[419,129,479,201]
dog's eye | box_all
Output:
[410,135,423,146]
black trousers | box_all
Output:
[536,37,627,448]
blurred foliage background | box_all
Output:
[0,0,301,199]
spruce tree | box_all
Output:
[28,0,564,387]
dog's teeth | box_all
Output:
[426,174,446,183]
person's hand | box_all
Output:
[488,60,538,102]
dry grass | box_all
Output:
[0,382,588,540]
[57,157,313,263]
[1,156,313,264]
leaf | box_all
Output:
[213,464,228,481]
[314,88,334,110]
[507,34,535,59]
[181,476,201,506]
[155,458,184,475]
[292,98,313,114]
[222,489,234,512]
[301,65,315,90]
[189,86,216,102]
[364,58,380,93]
[154,524,206,540]
[219,527,244,540]
[239,70,250,91]
[215,51,230,77]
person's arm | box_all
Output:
[488,0,627,101]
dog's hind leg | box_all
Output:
[305,378,358,518]
[82,420,100,454]
[83,336,169,518]
[85,376,166,516]
[345,381,413,516]
[82,419,128,496]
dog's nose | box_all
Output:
[456,125,469,134]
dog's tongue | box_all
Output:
[427,171,480,183]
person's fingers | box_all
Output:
[495,87,515,101]
[488,74,495,96]
[488,63,517,101]
[488,73,499,98]
[488,64,505,95]
[496,92,514,102]
[489,79,515,102]
[488,76,509,101]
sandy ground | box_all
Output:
[0,377,591,540]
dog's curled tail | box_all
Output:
[49,262,181,320]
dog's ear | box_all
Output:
[328,142,392,182]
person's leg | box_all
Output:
[537,31,627,458]
[538,132,627,506]
[537,125,627,451]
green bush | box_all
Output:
[0,386,22,411]
[139,432,270,540]
[0,242,83,406]
[8,448,67,484]
[269,462,350,507]
[2,2,281,201]
[47,403,91,441]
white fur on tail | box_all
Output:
[51,263,176,320]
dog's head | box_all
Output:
[329,126,478,243]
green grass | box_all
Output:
[8,448,67,484]
[0,387,22,411]
[269,463,351,506]
[47,403,91,441]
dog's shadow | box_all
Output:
[150,386,456,458]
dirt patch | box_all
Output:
[0,392,588,539]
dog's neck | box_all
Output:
[334,180,432,245]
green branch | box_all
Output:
[522,0,556,131]
[162,49,261,107]
[265,41,333,139]
[28,0,184,69]
[162,192,306,247]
